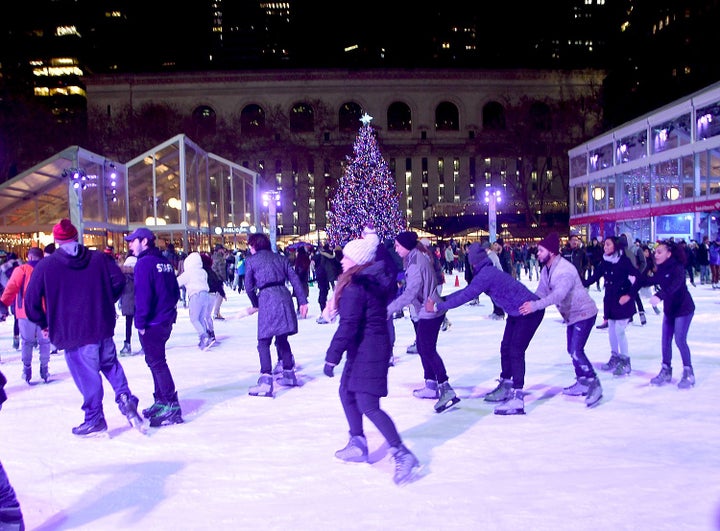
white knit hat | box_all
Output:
[342,238,377,266]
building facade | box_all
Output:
[569,80,720,243]
[86,68,605,240]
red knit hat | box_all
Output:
[53,218,79,243]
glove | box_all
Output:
[0,301,8,322]
[323,362,336,377]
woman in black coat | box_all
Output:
[583,236,641,376]
[323,235,419,485]
[637,240,696,388]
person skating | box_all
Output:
[583,236,641,376]
[0,247,51,384]
[324,235,420,485]
[126,227,183,427]
[25,219,143,436]
[387,231,460,413]
[636,240,696,388]
[0,370,25,530]
[244,233,308,397]
[519,232,603,407]
[427,242,544,415]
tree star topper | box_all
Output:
[360,113,373,125]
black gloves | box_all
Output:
[323,362,336,377]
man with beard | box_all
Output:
[519,232,603,407]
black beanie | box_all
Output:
[395,231,418,251]
[538,232,561,255]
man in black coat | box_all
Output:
[25,219,142,437]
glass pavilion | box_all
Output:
[0,134,260,255]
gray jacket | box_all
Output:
[387,248,439,320]
[245,249,308,339]
[529,255,597,325]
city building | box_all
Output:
[569,80,720,243]
[84,68,605,241]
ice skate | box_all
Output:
[650,364,672,386]
[494,389,525,415]
[119,393,146,433]
[584,378,603,408]
[278,369,298,387]
[600,352,620,372]
[72,418,108,437]
[389,444,420,485]
[678,366,695,389]
[335,435,368,463]
[148,394,184,427]
[612,355,631,376]
[434,381,460,413]
[483,378,512,402]
[249,374,274,397]
[412,380,439,399]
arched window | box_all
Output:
[290,102,314,133]
[240,104,265,136]
[529,102,552,131]
[339,102,363,133]
[192,105,216,135]
[482,101,505,130]
[387,102,412,131]
[435,101,459,131]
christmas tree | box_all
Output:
[326,113,405,246]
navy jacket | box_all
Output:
[584,253,640,320]
[325,261,394,397]
[25,246,125,350]
[637,259,694,318]
[134,246,179,329]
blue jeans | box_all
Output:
[499,310,544,389]
[661,312,694,367]
[139,322,177,402]
[64,337,133,423]
[567,316,596,379]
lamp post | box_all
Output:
[484,188,502,243]
[262,190,281,252]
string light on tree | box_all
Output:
[326,113,405,246]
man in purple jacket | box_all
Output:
[126,227,183,427]
[25,219,143,436]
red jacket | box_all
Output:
[0,261,42,320]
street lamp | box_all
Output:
[484,188,502,243]
[262,190,281,252]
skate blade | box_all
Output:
[129,417,149,434]
[149,417,184,428]
[248,392,274,398]
[395,464,423,486]
[74,429,109,439]
[434,397,461,413]
[494,408,525,416]
[586,396,603,409]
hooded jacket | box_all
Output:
[25,246,125,350]
[434,242,538,316]
[176,252,209,298]
[0,259,41,319]
[134,246,180,330]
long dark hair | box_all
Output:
[658,239,687,266]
